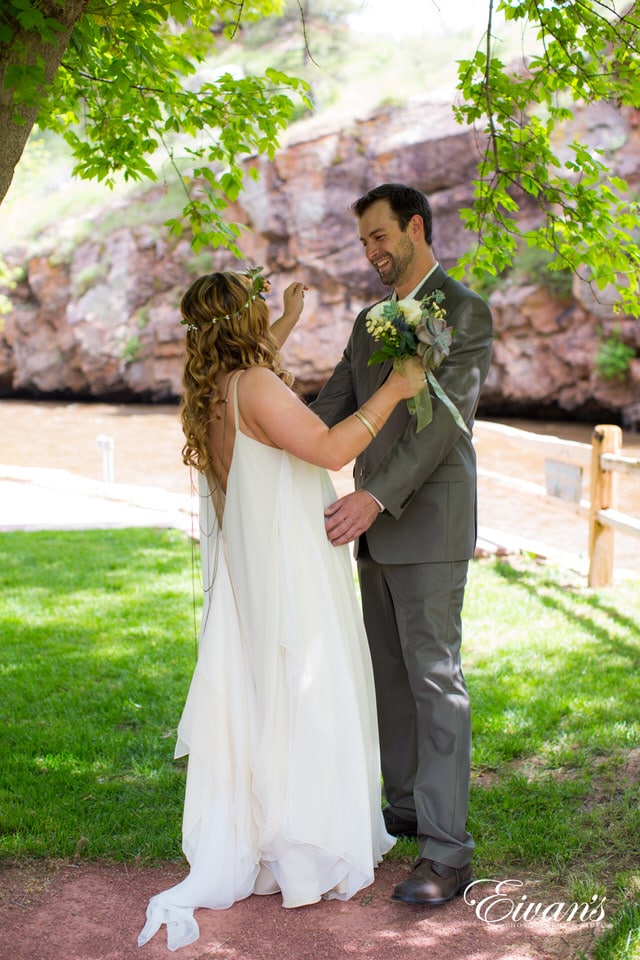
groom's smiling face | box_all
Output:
[357,199,417,290]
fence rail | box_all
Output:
[475,421,640,586]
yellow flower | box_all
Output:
[366,301,388,324]
[365,310,400,344]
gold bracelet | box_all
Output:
[354,409,378,438]
[360,405,384,428]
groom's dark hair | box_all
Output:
[351,183,433,245]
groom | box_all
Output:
[311,183,493,905]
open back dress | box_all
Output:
[138,372,393,951]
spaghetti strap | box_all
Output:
[231,370,244,428]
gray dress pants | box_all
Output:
[357,543,474,867]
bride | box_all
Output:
[138,268,423,951]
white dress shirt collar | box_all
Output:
[392,262,440,301]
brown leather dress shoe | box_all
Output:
[392,858,472,905]
[382,806,418,838]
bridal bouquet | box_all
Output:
[365,290,469,434]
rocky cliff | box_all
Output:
[1,98,640,425]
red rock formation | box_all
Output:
[1,98,639,425]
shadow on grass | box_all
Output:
[492,558,640,655]
[468,558,639,759]
[466,557,640,880]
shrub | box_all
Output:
[595,327,636,382]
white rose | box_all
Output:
[397,298,422,327]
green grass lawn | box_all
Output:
[0,528,197,861]
[1,528,639,957]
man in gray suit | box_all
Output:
[311,183,493,905]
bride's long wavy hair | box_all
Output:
[179,271,294,474]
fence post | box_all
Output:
[588,424,622,588]
[96,434,115,485]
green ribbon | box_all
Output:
[406,372,470,436]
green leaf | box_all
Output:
[368,348,395,365]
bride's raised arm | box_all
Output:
[269,282,308,347]
[236,362,424,472]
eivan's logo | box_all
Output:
[464,879,607,925]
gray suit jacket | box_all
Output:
[311,265,493,564]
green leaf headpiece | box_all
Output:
[181,267,268,332]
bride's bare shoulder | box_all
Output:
[240,366,288,392]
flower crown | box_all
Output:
[180,266,269,332]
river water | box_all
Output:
[1,399,639,572]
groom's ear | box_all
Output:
[408,214,425,244]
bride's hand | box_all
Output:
[388,356,427,398]
[270,281,309,348]
[282,281,308,322]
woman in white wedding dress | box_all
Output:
[138,269,423,951]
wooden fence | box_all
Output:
[474,421,640,587]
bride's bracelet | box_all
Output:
[354,409,378,439]
[359,405,385,428]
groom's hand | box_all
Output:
[324,491,381,546]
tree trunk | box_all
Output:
[0,0,90,207]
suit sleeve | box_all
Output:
[309,333,358,427]
[365,293,493,519]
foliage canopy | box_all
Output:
[0,0,309,252]
[3,0,640,314]
[454,0,640,315]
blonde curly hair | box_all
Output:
[179,271,294,473]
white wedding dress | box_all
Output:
[138,375,393,951]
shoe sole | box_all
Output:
[391,878,472,906]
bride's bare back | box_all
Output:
[207,370,282,495]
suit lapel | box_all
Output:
[414,264,447,301]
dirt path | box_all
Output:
[2,858,602,960]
